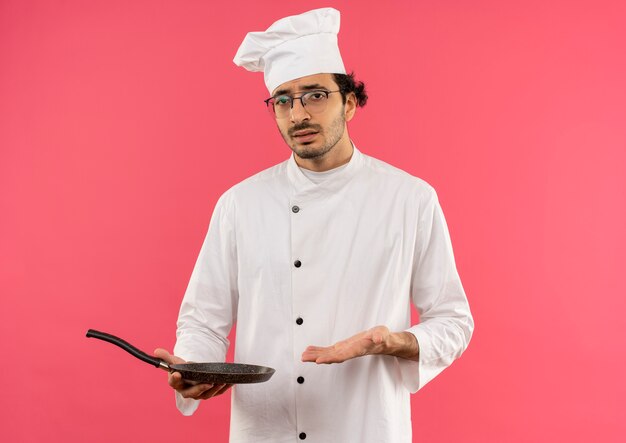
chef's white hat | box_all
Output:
[233,7,346,94]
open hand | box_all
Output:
[301,325,392,364]
[154,348,232,400]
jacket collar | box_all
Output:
[286,143,364,201]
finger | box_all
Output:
[302,347,328,362]
[304,345,327,352]
[316,356,345,364]
[373,325,391,344]
[154,348,186,365]
[315,344,368,364]
[302,345,330,356]
[179,383,214,399]
[304,344,350,363]
[315,350,349,364]
[214,384,233,397]
[361,330,374,341]
[304,347,341,364]
[168,371,188,390]
[197,383,227,400]
[301,353,318,362]
[371,330,385,344]
[201,384,232,400]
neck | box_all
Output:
[295,132,354,172]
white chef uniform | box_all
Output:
[174,145,474,442]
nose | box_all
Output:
[290,98,310,124]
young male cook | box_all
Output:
[155,8,474,443]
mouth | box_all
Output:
[291,130,319,143]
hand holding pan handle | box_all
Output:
[86,329,275,384]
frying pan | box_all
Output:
[86,329,275,384]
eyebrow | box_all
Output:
[273,83,328,96]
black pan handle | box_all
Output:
[86,329,165,369]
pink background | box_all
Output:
[1,0,625,441]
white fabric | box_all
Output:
[233,8,346,94]
[298,162,349,184]
[174,146,474,443]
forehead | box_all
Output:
[271,73,338,96]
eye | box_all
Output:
[306,91,326,102]
[274,95,291,107]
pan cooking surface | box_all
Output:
[172,362,275,384]
[172,362,274,374]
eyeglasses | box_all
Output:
[264,90,341,119]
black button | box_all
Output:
[297,376,305,384]
[296,317,303,325]
[299,432,307,440]
[292,205,300,213]
[294,260,302,268]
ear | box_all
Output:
[344,92,357,122]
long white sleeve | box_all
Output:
[399,187,474,392]
[173,193,239,415]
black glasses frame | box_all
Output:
[264,90,342,114]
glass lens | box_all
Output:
[268,91,329,119]
[271,95,291,118]
[302,91,328,114]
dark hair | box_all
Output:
[333,72,368,107]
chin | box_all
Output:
[293,143,324,159]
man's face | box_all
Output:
[271,73,354,160]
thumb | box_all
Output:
[154,348,186,365]
[370,327,388,345]
[371,331,384,344]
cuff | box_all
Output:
[397,326,438,393]
[175,391,200,416]
[396,328,422,393]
